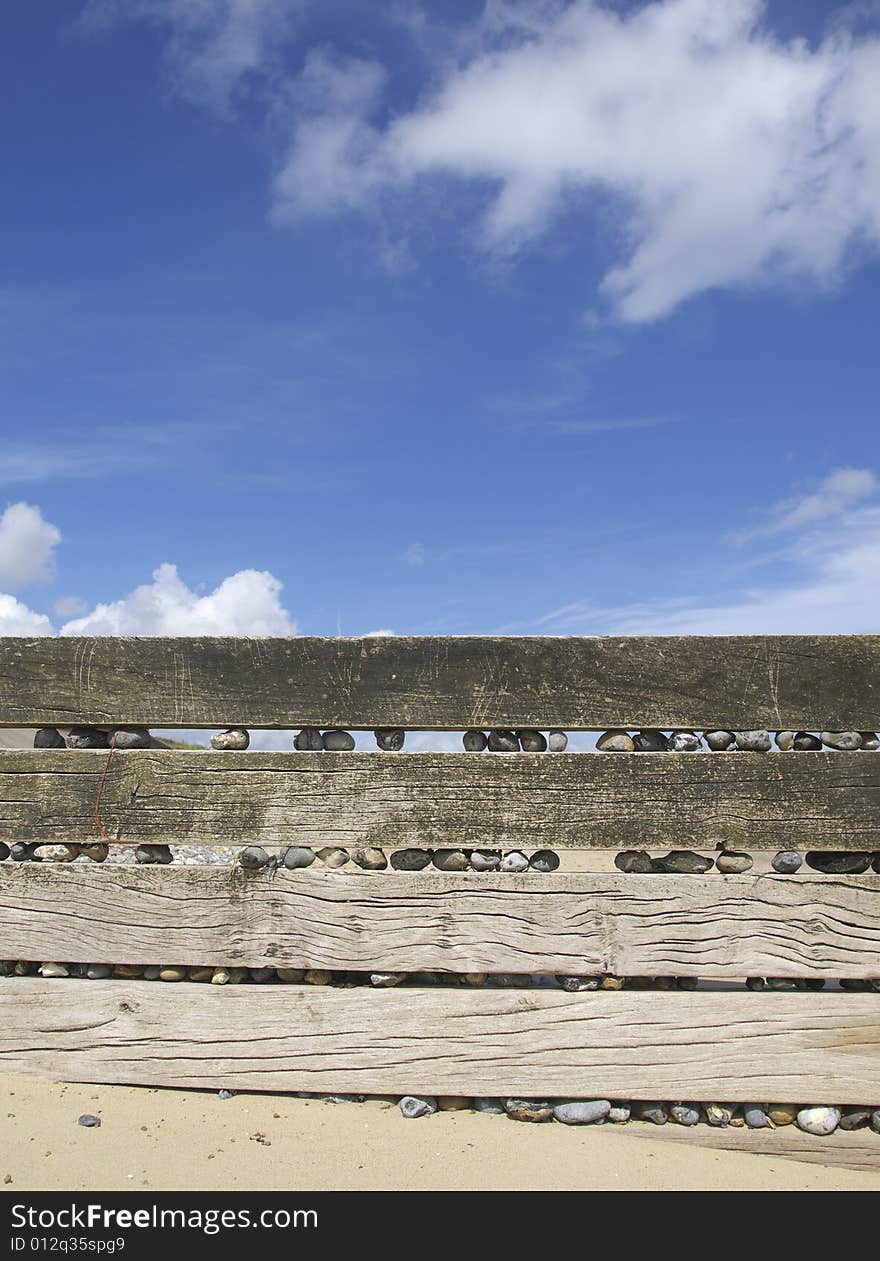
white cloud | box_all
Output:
[363,628,396,637]
[58,563,296,636]
[0,502,62,588]
[757,467,879,536]
[0,594,53,636]
[274,0,880,322]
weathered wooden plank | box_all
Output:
[625,1122,880,1173]
[0,635,877,729]
[2,866,879,979]
[1,981,878,1100]
[0,748,876,849]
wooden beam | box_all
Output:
[0,635,878,729]
[0,748,876,849]
[1,981,878,1101]
[2,866,879,978]
[624,1122,880,1174]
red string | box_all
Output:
[93,731,119,842]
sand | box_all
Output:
[1,1075,878,1192]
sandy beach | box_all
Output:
[1,1075,878,1192]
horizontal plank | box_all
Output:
[1,981,878,1101]
[2,866,879,978]
[0,636,878,729]
[0,748,876,849]
[625,1122,880,1174]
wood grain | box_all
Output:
[1,980,878,1101]
[0,748,876,849]
[0,635,878,729]
[2,866,879,979]
[624,1122,880,1173]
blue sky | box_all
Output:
[1,0,879,645]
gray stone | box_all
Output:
[11,842,40,863]
[704,730,735,751]
[504,1099,553,1122]
[284,846,317,869]
[375,728,405,751]
[501,850,530,872]
[765,977,798,990]
[654,850,713,874]
[745,977,765,990]
[78,1114,101,1128]
[670,1104,700,1126]
[668,730,701,752]
[322,729,355,751]
[110,727,152,749]
[34,727,65,749]
[294,728,323,751]
[874,854,880,875]
[0,842,8,861]
[399,1096,437,1118]
[218,1090,235,1100]
[352,847,387,870]
[556,975,600,991]
[86,964,112,980]
[517,729,547,752]
[210,727,249,750]
[317,847,350,869]
[553,1100,611,1125]
[135,844,172,865]
[316,1094,365,1105]
[614,849,656,873]
[743,1105,772,1129]
[632,1101,667,1125]
[871,1109,880,1134]
[734,730,772,752]
[431,849,469,871]
[249,967,275,983]
[470,850,501,871]
[633,729,668,752]
[143,966,162,980]
[390,848,432,871]
[596,730,634,752]
[839,1106,872,1131]
[237,846,272,871]
[793,732,822,751]
[805,850,873,874]
[474,1097,505,1114]
[796,1106,841,1135]
[860,732,879,751]
[548,729,568,751]
[66,727,109,749]
[463,730,488,752]
[487,729,519,752]
[704,1103,733,1127]
[771,850,803,873]
[529,849,560,872]
[774,731,795,751]
[820,731,862,751]
[715,850,753,873]
[607,1104,631,1123]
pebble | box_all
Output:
[34,844,77,863]
[548,730,568,751]
[399,1096,437,1118]
[874,855,880,875]
[715,850,753,874]
[370,973,403,987]
[805,851,873,874]
[529,850,559,872]
[390,848,432,871]
[86,964,112,980]
[820,731,862,751]
[504,1099,553,1122]
[608,1104,631,1123]
[796,1106,841,1135]
[860,732,879,751]
[774,731,795,751]
[633,730,668,752]
[793,732,822,751]
[304,969,333,985]
[110,727,152,749]
[557,975,600,991]
[596,730,635,752]
[553,1100,610,1125]
[375,728,405,751]
[767,1104,798,1126]
[34,727,65,748]
[654,851,713,874]
[474,1098,505,1114]
[317,847,350,869]
[437,1096,472,1111]
[493,973,533,987]
[670,1104,700,1126]
[294,728,323,751]
[704,730,735,750]
[78,1114,101,1128]
[248,967,275,983]
[487,729,519,752]
[517,729,547,752]
[135,844,173,865]
[38,962,68,978]
[276,969,305,983]
[432,849,469,871]
[501,850,530,872]
[704,1103,733,1127]
[11,842,39,863]
[112,965,144,979]
[599,974,624,990]
[79,843,109,863]
[322,730,355,751]
[463,730,488,752]
[676,976,698,990]
[210,728,250,751]
[464,973,487,986]
[734,730,771,752]
[159,967,186,982]
[283,846,317,870]
[0,842,8,861]
[614,850,656,873]
[353,847,387,870]
[765,977,797,990]
[470,850,500,872]
[632,1101,667,1125]
[143,966,161,980]
[743,1105,772,1129]
[872,1110,880,1134]
[188,967,213,982]
[66,727,109,749]
[237,846,272,872]
[839,1106,872,1131]
[771,851,803,873]
[218,1090,234,1100]
[668,731,701,752]
[745,976,765,990]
